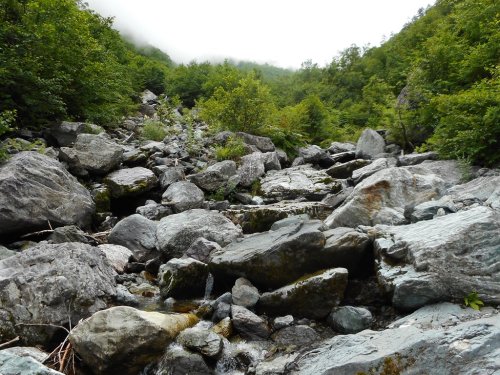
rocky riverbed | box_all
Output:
[0,91,499,374]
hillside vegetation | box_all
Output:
[1,0,499,165]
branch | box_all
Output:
[0,336,19,349]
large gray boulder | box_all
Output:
[237,152,266,187]
[236,132,275,152]
[328,141,356,154]
[258,268,348,319]
[0,152,94,237]
[374,206,500,310]
[159,167,185,189]
[108,214,158,262]
[105,167,158,198]
[325,166,447,228]
[209,220,327,289]
[47,121,101,147]
[59,133,123,175]
[0,243,117,344]
[448,175,500,204]
[0,351,63,375]
[69,306,198,375]
[355,129,385,159]
[158,257,209,298]
[260,165,342,201]
[290,303,500,375]
[162,181,205,212]
[188,160,238,192]
[156,209,242,259]
[325,159,371,179]
[298,145,330,165]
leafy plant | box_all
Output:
[0,110,17,161]
[464,291,484,310]
[141,119,166,141]
[214,135,248,161]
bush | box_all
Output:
[0,110,17,161]
[214,135,248,161]
[142,119,167,141]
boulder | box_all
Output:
[330,151,356,164]
[231,305,270,340]
[236,132,275,152]
[355,129,385,159]
[0,246,15,261]
[156,209,242,259]
[325,159,371,179]
[105,167,158,198]
[159,167,185,189]
[298,145,330,165]
[325,167,447,228]
[351,157,397,184]
[0,351,63,375]
[409,196,457,222]
[185,237,221,263]
[232,278,260,308]
[237,152,266,187]
[162,181,205,212]
[1,346,48,364]
[224,201,333,234]
[271,325,319,347]
[108,214,158,262]
[156,345,213,375]
[158,257,209,299]
[328,142,356,154]
[374,206,500,310]
[406,159,463,187]
[47,121,104,147]
[448,175,500,204]
[258,268,348,319]
[0,152,94,238]
[177,327,223,357]
[98,244,133,274]
[59,133,123,175]
[291,303,500,375]
[136,201,172,220]
[188,160,238,192]
[260,165,342,201]
[0,243,116,344]
[69,306,198,375]
[209,220,326,289]
[398,151,438,166]
[327,306,373,333]
[272,315,294,331]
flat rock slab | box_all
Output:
[261,165,342,201]
[105,167,158,198]
[0,151,94,238]
[374,206,500,310]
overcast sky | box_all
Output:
[85,0,436,69]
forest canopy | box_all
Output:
[0,0,498,165]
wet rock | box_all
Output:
[185,237,222,263]
[272,315,294,331]
[232,278,260,308]
[162,181,205,212]
[159,167,185,189]
[69,306,198,375]
[271,325,319,347]
[0,351,63,375]
[59,133,123,175]
[236,132,275,152]
[188,160,238,192]
[156,209,242,259]
[0,243,116,345]
[158,257,209,299]
[258,268,348,319]
[177,327,223,357]
[225,201,332,234]
[325,159,371,179]
[0,152,95,238]
[355,129,385,159]
[375,206,500,310]
[212,302,232,323]
[47,225,89,244]
[105,167,158,198]
[351,157,397,184]
[260,165,342,201]
[157,344,213,375]
[98,244,133,274]
[108,214,158,262]
[325,166,447,228]
[136,201,172,220]
[327,306,373,333]
[209,220,326,289]
[212,317,233,338]
[398,151,438,166]
[291,303,500,375]
[231,305,270,340]
[237,152,266,187]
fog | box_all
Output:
[84,0,435,69]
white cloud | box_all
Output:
[84,0,435,68]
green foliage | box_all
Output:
[0,109,17,161]
[214,135,248,161]
[464,291,484,310]
[141,119,166,141]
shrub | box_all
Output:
[142,119,167,141]
[214,135,248,161]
